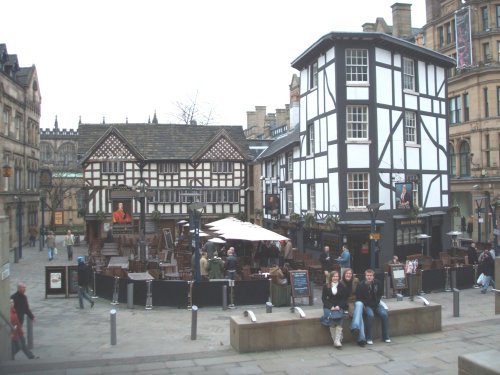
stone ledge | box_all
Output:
[230,300,441,353]
[459,350,500,375]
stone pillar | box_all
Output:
[0,214,11,362]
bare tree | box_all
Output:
[43,166,84,229]
[172,91,216,125]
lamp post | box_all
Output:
[14,195,22,262]
[367,203,384,270]
[491,199,499,255]
[188,202,206,283]
[474,196,485,243]
[39,193,46,252]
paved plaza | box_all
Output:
[0,239,498,374]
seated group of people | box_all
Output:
[196,246,239,280]
[320,268,390,349]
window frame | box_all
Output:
[403,57,415,91]
[404,111,417,144]
[212,161,233,174]
[101,161,124,174]
[347,172,369,209]
[306,123,315,156]
[309,61,318,90]
[345,49,368,83]
[482,6,489,31]
[308,184,316,212]
[463,93,470,121]
[346,105,368,140]
[449,96,461,124]
[158,162,179,174]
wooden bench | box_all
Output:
[230,300,441,353]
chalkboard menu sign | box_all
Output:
[67,265,79,295]
[290,270,310,298]
[389,264,407,290]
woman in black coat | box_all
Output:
[320,270,348,348]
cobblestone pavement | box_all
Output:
[0,241,498,374]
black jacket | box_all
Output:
[319,252,334,272]
[10,291,34,325]
[77,262,91,287]
[322,283,348,310]
[481,254,495,277]
[355,279,383,309]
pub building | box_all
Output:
[259,31,458,280]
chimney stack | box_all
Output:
[392,3,412,39]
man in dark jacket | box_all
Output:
[225,247,238,280]
[480,250,495,294]
[353,269,390,345]
[319,246,334,284]
[11,283,35,326]
[467,242,478,265]
[77,258,94,308]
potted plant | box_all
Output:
[289,212,301,225]
[95,210,106,221]
[303,212,316,229]
[151,209,161,221]
[324,214,339,231]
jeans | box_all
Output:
[11,335,35,359]
[67,245,73,260]
[364,303,390,341]
[482,275,493,292]
[350,301,366,342]
[48,247,54,260]
[78,286,93,308]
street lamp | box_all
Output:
[491,198,499,254]
[14,195,23,263]
[188,202,206,283]
[367,203,384,270]
[474,195,485,244]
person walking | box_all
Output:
[46,231,56,261]
[10,282,35,327]
[353,269,391,345]
[10,299,38,360]
[77,258,94,308]
[65,229,75,261]
[336,245,351,276]
[479,250,495,294]
[320,271,348,349]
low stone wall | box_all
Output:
[459,350,500,375]
[230,300,441,353]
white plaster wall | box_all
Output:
[427,65,436,97]
[347,86,369,100]
[314,155,328,179]
[392,110,405,170]
[325,64,336,113]
[394,72,402,107]
[376,66,393,105]
[305,157,315,180]
[300,97,307,131]
[300,68,308,95]
[375,47,392,65]
[347,144,370,168]
[379,173,393,209]
[307,92,318,122]
[316,182,325,211]
[418,61,427,95]
[329,172,340,212]
[319,117,328,154]
[394,53,401,68]
[404,93,418,110]
[318,70,325,115]
[420,97,432,113]
[406,146,421,170]
[378,108,392,168]
[436,67,446,98]
[326,47,335,63]
[328,143,338,170]
[424,174,441,207]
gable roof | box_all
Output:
[77,123,250,163]
[257,125,300,160]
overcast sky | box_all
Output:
[2,0,426,130]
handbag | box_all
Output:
[54,247,58,255]
[477,273,485,285]
[327,309,344,320]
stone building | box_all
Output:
[0,43,41,361]
[422,0,500,247]
[40,117,84,232]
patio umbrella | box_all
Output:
[208,237,226,244]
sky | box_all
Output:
[2,0,426,130]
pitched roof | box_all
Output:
[257,125,300,160]
[77,123,250,162]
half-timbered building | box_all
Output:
[283,32,455,272]
[77,123,250,250]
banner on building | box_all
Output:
[265,194,280,215]
[455,6,472,68]
[395,182,413,209]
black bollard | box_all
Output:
[110,309,117,345]
[453,288,460,317]
[384,272,391,299]
[451,268,457,290]
[27,318,34,349]
[222,285,228,310]
[408,273,415,301]
[127,282,134,309]
[191,305,198,340]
